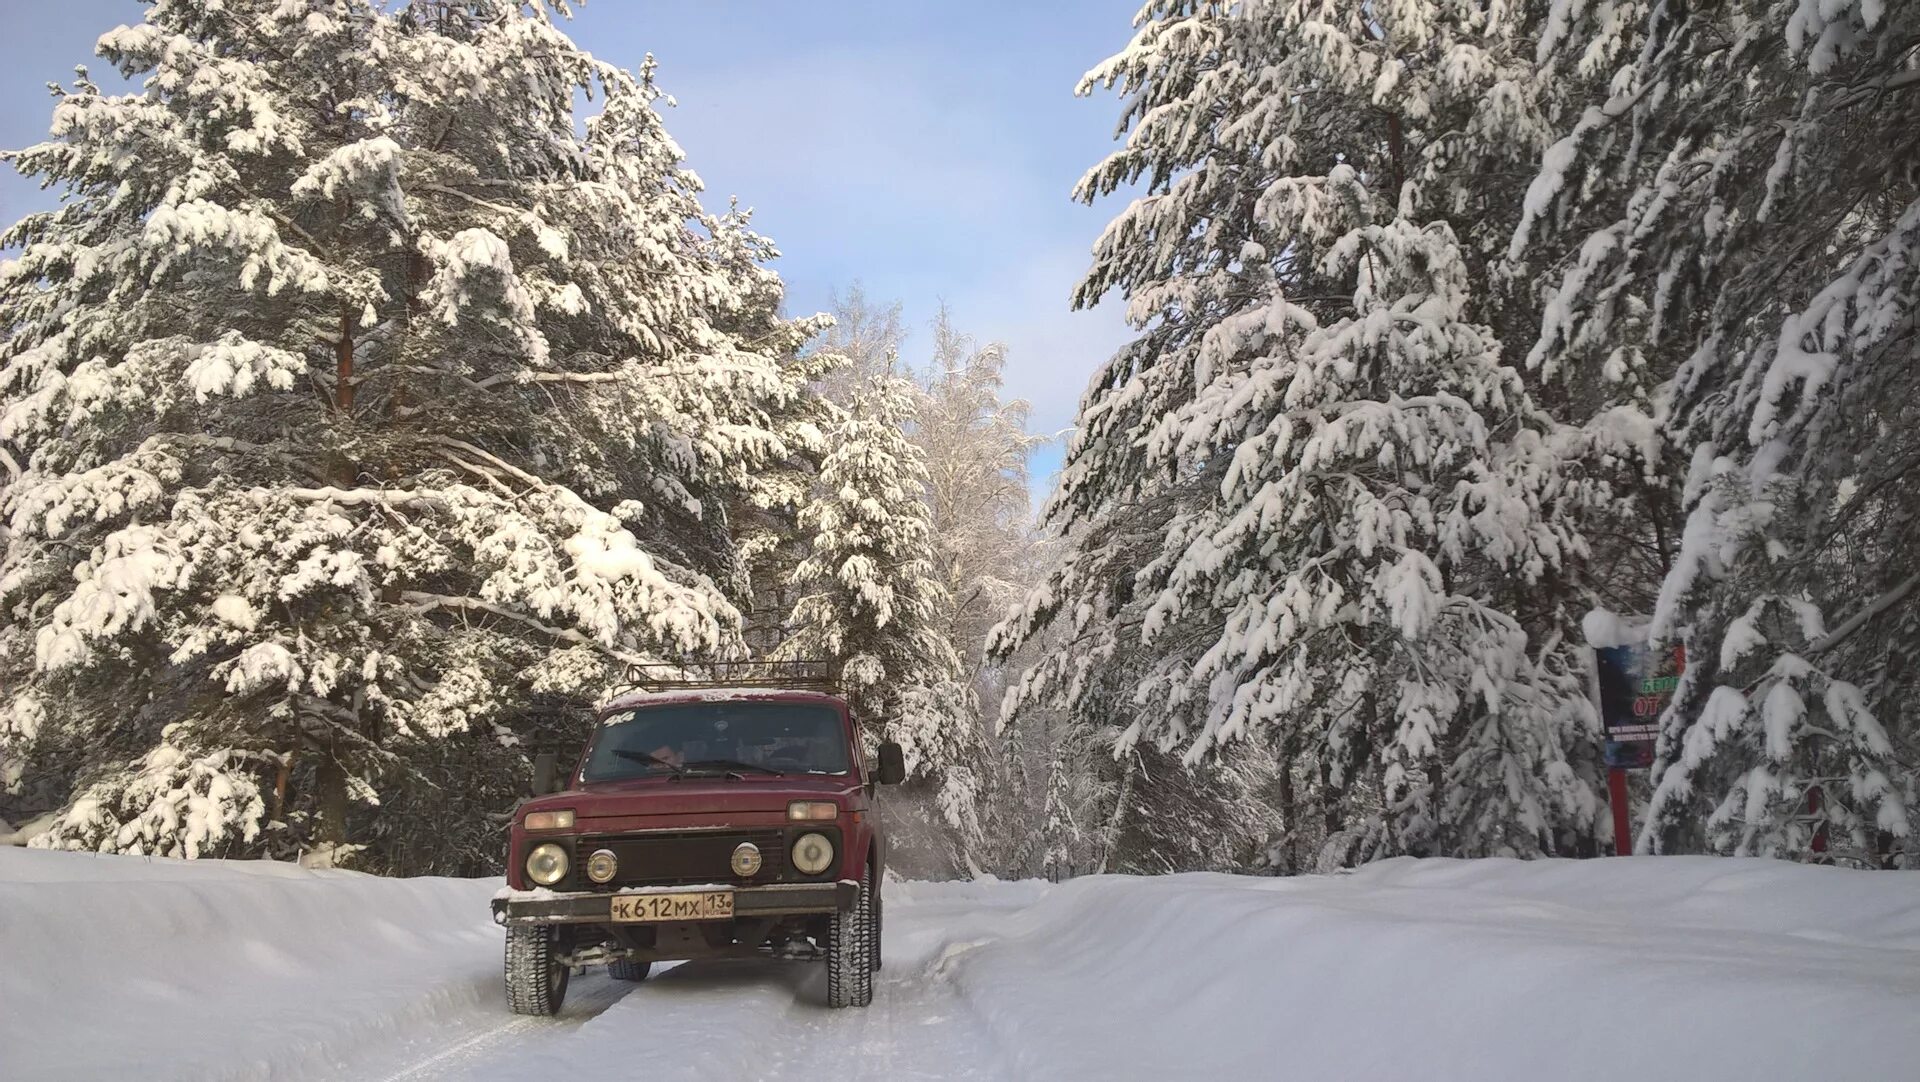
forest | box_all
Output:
[2,0,1916,881]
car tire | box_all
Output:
[608,958,651,982]
[826,866,875,1008]
[505,925,570,1016]
[870,882,883,971]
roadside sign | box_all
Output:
[1593,642,1685,769]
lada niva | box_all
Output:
[491,677,904,1014]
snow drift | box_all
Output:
[4,848,1916,1080]
[0,848,500,1080]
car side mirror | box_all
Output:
[531,752,559,796]
[876,741,906,786]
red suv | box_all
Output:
[491,677,904,1013]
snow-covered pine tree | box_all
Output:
[1516,0,1920,863]
[995,0,1621,863]
[720,273,844,661]
[777,370,981,873]
[735,285,911,654]
[0,0,824,870]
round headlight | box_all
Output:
[527,842,569,886]
[791,832,834,876]
[731,841,763,877]
[586,848,618,884]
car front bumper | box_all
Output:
[491,880,858,926]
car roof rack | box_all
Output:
[615,658,844,697]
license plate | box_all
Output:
[610,890,734,923]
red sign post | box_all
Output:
[1606,769,1633,857]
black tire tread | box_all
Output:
[826,867,875,1008]
[608,958,651,982]
[505,925,569,1016]
[871,884,883,971]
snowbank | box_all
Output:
[902,858,1920,1081]
[0,848,500,1081]
[5,849,1916,1081]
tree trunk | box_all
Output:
[1095,751,1137,875]
[1320,755,1343,838]
[333,307,355,414]
[1386,112,1406,196]
[1275,737,1298,873]
[314,751,351,863]
[269,740,294,825]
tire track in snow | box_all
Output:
[369,972,636,1082]
[418,890,1043,1082]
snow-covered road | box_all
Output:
[6,848,1919,1081]
[385,882,1052,1082]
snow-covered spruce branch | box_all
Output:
[429,437,555,493]
[517,371,626,384]
[412,181,554,238]
[1811,572,1920,658]
[354,363,496,396]
[292,699,404,766]
[1831,66,1920,110]
[397,591,651,667]
[471,364,694,390]
[437,451,519,499]
[164,434,330,483]
[279,486,451,511]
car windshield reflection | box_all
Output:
[583,702,852,782]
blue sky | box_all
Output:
[0,1,1146,502]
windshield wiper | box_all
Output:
[680,758,784,779]
[611,749,685,777]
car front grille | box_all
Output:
[570,828,791,890]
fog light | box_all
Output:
[586,848,618,884]
[791,832,834,875]
[526,842,569,886]
[731,841,763,877]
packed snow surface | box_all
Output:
[5,848,1918,1080]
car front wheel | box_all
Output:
[505,925,570,1016]
[826,867,875,1008]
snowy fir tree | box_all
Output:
[743,287,912,654]
[1517,0,1920,864]
[993,0,1662,864]
[989,497,1289,877]
[777,370,982,873]
[0,0,828,870]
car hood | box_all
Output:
[536,774,860,823]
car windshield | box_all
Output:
[582,701,852,782]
